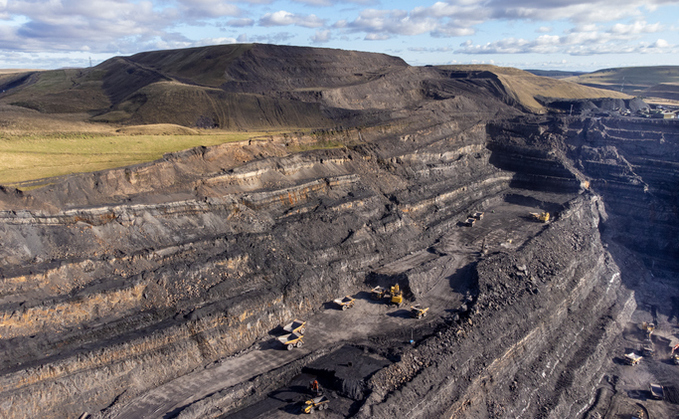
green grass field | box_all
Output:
[0,131,271,186]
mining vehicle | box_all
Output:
[463,217,476,226]
[410,304,429,319]
[277,332,304,350]
[649,383,664,400]
[642,338,654,357]
[624,352,642,365]
[471,211,484,220]
[670,343,679,364]
[333,295,355,310]
[530,212,550,222]
[309,379,323,396]
[302,395,329,413]
[642,321,655,339]
[283,319,306,335]
[371,286,387,300]
[390,284,403,306]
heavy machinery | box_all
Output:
[277,332,304,350]
[642,338,654,357]
[471,211,484,220]
[390,284,403,306]
[410,304,429,319]
[530,212,550,222]
[649,383,664,400]
[309,379,322,396]
[642,321,655,339]
[624,352,642,365]
[463,217,476,227]
[333,295,355,310]
[283,319,306,335]
[671,343,679,364]
[371,286,387,300]
[302,395,329,413]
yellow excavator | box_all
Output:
[390,284,403,306]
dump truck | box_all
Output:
[302,395,329,413]
[642,321,655,339]
[283,319,306,335]
[463,217,476,227]
[624,352,642,365]
[278,333,304,350]
[333,295,355,310]
[371,286,387,300]
[390,284,403,306]
[649,383,664,400]
[410,304,429,319]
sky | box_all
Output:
[0,0,678,72]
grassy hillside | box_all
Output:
[0,125,284,186]
[0,68,110,113]
[127,43,253,87]
[564,66,679,101]
[439,65,629,112]
[0,44,647,186]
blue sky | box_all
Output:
[0,0,678,71]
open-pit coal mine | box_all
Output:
[0,44,678,419]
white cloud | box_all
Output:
[653,38,669,48]
[291,0,379,4]
[365,33,390,40]
[346,7,474,39]
[456,29,677,56]
[311,29,331,43]
[226,18,255,28]
[292,0,333,6]
[248,32,295,43]
[609,20,663,34]
[259,11,325,28]
[537,26,552,33]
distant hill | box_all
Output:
[0,44,632,129]
[562,66,679,102]
[438,65,628,111]
[525,70,587,79]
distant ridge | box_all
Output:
[557,66,679,102]
[0,43,633,128]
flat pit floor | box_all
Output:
[603,310,679,419]
[224,346,390,419]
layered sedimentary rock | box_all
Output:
[0,46,677,419]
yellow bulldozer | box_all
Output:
[530,212,550,223]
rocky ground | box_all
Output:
[0,46,678,419]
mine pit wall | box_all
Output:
[0,122,520,418]
[358,193,635,419]
[562,117,679,269]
